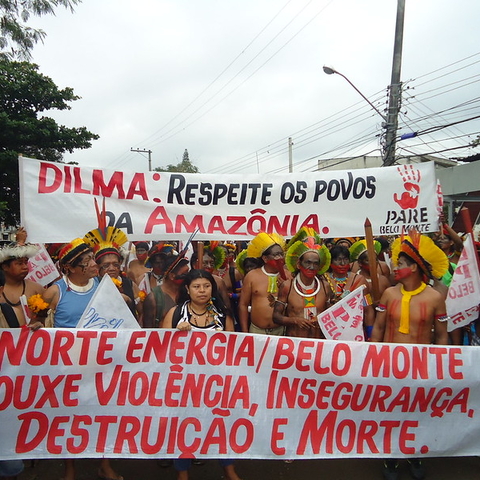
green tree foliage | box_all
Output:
[155,149,200,173]
[0,60,99,225]
[1,0,80,60]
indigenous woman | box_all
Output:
[163,269,235,332]
[323,244,375,338]
[162,269,241,480]
[323,245,367,304]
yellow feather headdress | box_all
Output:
[391,229,449,279]
[83,198,128,261]
[246,232,286,259]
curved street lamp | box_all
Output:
[323,66,387,122]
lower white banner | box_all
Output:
[0,328,478,460]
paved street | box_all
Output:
[16,456,480,480]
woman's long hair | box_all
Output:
[177,269,229,316]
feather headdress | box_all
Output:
[246,232,286,259]
[83,198,128,261]
[204,241,226,270]
[58,238,91,266]
[285,227,331,275]
[391,229,449,279]
[0,243,39,264]
[349,239,382,262]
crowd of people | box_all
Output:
[0,218,478,480]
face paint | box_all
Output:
[266,258,286,279]
[137,252,148,263]
[394,267,412,281]
[299,265,317,279]
[171,274,186,285]
[331,264,350,276]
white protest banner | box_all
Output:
[446,234,480,332]
[317,286,365,341]
[77,275,141,329]
[20,157,440,242]
[25,243,59,287]
[0,328,478,460]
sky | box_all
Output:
[28,0,480,175]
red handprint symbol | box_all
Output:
[393,165,421,209]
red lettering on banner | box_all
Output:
[271,418,288,455]
[399,421,417,454]
[175,215,206,234]
[114,416,141,453]
[47,416,70,454]
[95,416,118,452]
[272,339,351,375]
[16,411,49,453]
[140,417,168,454]
[200,418,228,454]
[207,216,228,234]
[67,415,91,454]
[38,163,62,193]
[225,216,247,235]
[296,410,418,455]
[361,344,462,380]
[97,331,117,365]
[144,207,174,234]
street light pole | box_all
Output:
[130,147,152,171]
[383,0,406,166]
[323,66,387,122]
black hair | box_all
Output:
[70,249,93,268]
[177,269,229,316]
[0,269,5,287]
[243,257,260,273]
[330,245,350,261]
[190,250,215,269]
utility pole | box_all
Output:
[383,0,406,166]
[288,137,293,173]
[130,148,152,171]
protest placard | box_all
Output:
[446,234,480,332]
[77,274,141,329]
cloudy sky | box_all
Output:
[29,0,480,175]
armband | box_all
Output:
[375,303,387,313]
[435,314,449,322]
[363,294,373,306]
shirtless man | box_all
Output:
[273,228,331,338]
[371,232,449,480]
[127,241,151,284]
[349,240,391,298]
[0,237,43,326]
[239,232,288,334]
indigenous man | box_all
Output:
[137,242,179,291]
[349,239,391,298]
[42,238,122,480]
[273,228,331,338]
[127,241,151,285]
[143,253,190,328]
[371,230,449,480]
[0,238,43,326]
[238,232,289,334]
[84,223,144,324]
